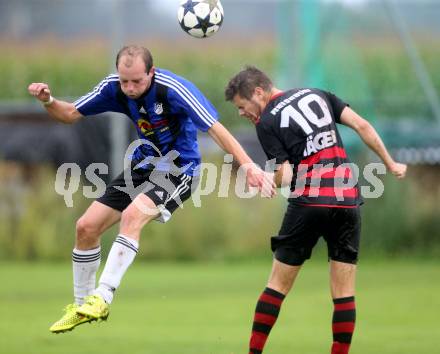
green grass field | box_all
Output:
[1,259,439,354]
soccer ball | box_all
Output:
[177,0,224,38]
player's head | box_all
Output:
[225,66,273,124]
[116,45,155,99]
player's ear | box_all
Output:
[254,87,265,99]
[148,66,155,77]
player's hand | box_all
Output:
[389,162,407,179]
[246,165,276,198]
[260,171,277,198]
[28,83,51,103]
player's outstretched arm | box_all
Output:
[207,121,276,196]
[340,107,407,179]
[28,83,82,124]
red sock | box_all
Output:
[249,287,285,354]
[331,296,356,354]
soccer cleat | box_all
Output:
[49,303,94,333]
[76,295,110,320]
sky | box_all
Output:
[153,0,367,8]
[151,0,369,14]
[156,0,367,3]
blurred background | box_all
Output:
[1,0,439,261]
[0,1,439,353]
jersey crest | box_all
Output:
[154,102,164,115]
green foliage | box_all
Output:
[1,40,108,102]
[0,165,88,260]
[357,38,440,120]
[1,39,275,129]
[362,170,440,257]
[3,37,440,127]
[154,40,275,129]
[0,163,284,261]
[0,163,439,261]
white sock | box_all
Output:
[95,234,139,304]
[72,247,101,305]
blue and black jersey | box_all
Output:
[74,68,219,176]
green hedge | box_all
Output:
[0,163,439,261]
[3,37,440,127]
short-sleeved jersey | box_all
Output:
[73,68,219,176]
[256,88,361,207]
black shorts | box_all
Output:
[97,164,198,223]
[272,204,361,266]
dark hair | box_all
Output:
[225,66,273,101]
[115,45,153,72]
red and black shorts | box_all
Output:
[97,163,198,223]
[272,203,361,266]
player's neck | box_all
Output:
[268,88,283,102]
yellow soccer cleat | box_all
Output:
[76,295,110,320]
[49,304,94,333]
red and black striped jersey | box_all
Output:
[256,88,361,208]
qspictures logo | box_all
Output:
[54,139,387,208]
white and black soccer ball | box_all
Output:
[177,0,224,38]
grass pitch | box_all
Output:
[0,258,439,354]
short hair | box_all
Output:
[225,66,273,101]
[115,45,153,72]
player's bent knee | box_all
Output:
[75,217,101,243]
[267,279,293,295]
